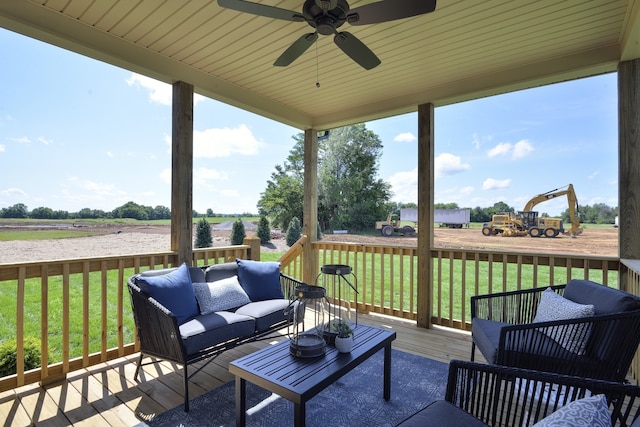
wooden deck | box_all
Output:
[0,314,480,426]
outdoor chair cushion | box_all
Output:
[135,262,198,324]
[472,318,587,364]
[235,299,291,332]
[396,400,489,427]
[179,311,255,356]
[236,258,284,301]
[564,279,640,314]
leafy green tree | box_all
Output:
[1,203,28,218]
[256,215,271,244]
[206,208,214,217]
[286,216,302,247]
[150,205,171,220]
[230,218,246,245]
[318,124,391,230]
[113,201,150,220]
[30,206,55,219]
[257,133,305,229]
[258,124,391,232]
[194,217,212,248]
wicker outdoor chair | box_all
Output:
[471,279,640,382]
[398,360,640,426]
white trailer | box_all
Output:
[435,208,470,228]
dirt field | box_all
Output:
[0,223,618,264]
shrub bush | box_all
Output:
[0,337,41,377]
[257,215,271,244]
[230,218,246,245]
[194,217,212,248]
[286,217,302,247]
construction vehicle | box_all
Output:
[481,184,583,238]
[375,213,417,237]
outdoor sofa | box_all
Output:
[471,279,640,382]
[397,360,640,426]
[127,259,300,411]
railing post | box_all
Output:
[244,236,261,261]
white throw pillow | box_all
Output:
[192,275,251,315]
[533,287,595,354]
[532,394,611,427]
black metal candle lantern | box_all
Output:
[287,284,328,358]
[315,264,358,344]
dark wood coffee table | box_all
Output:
[229,323,396,427]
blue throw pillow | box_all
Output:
[236,259,284,301]
[136,263,199,325]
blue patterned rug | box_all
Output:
[137,349,449,427]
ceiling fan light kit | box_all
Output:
[217,0,437,70]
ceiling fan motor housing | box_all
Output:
[303,0,350,35]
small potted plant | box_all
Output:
[331,320,354,353]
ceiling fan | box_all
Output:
[217,0,437,70]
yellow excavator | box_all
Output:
[482,184,583,238]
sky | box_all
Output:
[0,28,618,217]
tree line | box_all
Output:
[1,125,618,228]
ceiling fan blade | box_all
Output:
[217,0,302,22]
[334,32,381,70]
[274,33,319,67]
[347,0,436,26]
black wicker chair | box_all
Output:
[471,279,640,382]
[127,265,301,411]
[398,360,640,426]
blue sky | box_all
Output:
[0,28,618,217]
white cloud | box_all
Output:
[588,171,600,179]
[194,125,262,158]
[487,139,534,159]
[194,167,229,189]
[512,139,534,159]
[65,177,124,197]
[393,132,416,143]
[10,136,31,144]
[0,144,5,152]
[160,168,171,184]
[435,153,470,178]
[37,137,53,145]
[107,151,114,158]
[388,168,417,202]
[126,73,205,106]
[0,188,27,198]
[487,142,511,158]
[482,178,511,190]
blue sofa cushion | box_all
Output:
[136,263,198,325]
[179,311,255,356]
[236,259,284,301]
[192,275,251,315]
[235,299,291,332]
[563,279,640,314]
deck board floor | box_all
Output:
[4,314,480,426]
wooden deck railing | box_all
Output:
[310,242,620,330]
[0,238,629,393]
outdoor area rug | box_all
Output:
[137,349,449,427]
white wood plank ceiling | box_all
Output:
[0,0,638,130]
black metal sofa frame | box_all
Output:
[471,279,640,382]
[397,360,640,426]
[127,263,302,411]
